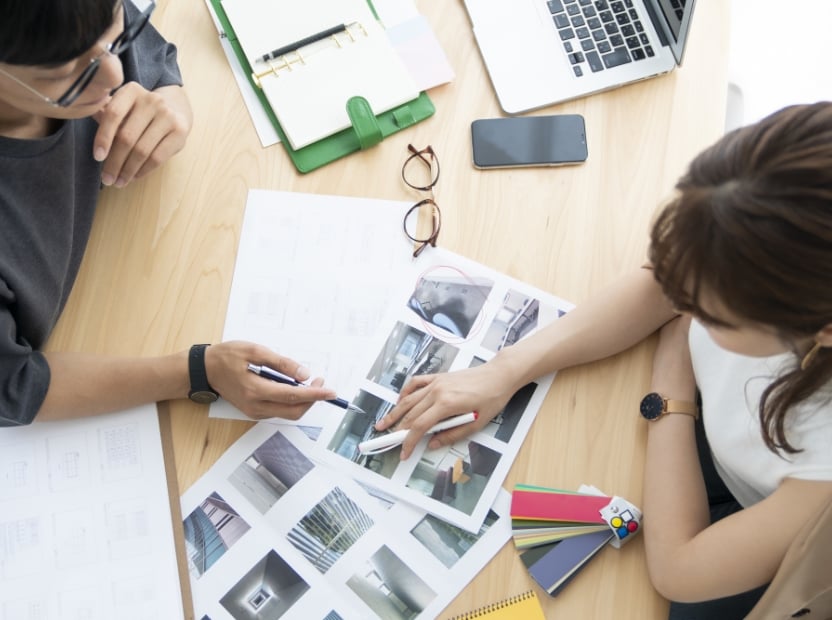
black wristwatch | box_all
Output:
[188,344,219,404]
[639,392,698,421]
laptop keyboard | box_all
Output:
[547,0,655,77]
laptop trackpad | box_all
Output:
[466,0,561,112]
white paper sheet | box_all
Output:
[0,405,183,619]
[180,423,511,619]
[209,189,419,424]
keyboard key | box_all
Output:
[625,36,640,49]
[559,27,576,39]
[579,0,593,5]
[567,4,581,15]
[554,13,570,27]
[564,41,574,52]
[594,0,609,10]
[602,46,631,68]
[645,45,654,56]
[574,65,584,77]
[635,20,644,32]
[577,27,590,38]
[586,51,604,72]
[581,38,595,51]
[587,16,601,28]
[568,51,585,63]
[615,13,630,24]
[597,40,611,52]
[624,0,633,6]
[610,34,624,46]
[600,10,614,22]
[592,29,607,41]
[605,22,619,34]
[628,8,638,19]
[571,15,586,26]
[610,1,625,12]
[639,33,649,44]
[621,24,635,36]
[548,0,565,12]
[632,48,645,60]
[583,6,597,17]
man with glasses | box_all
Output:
[0,0,335,425]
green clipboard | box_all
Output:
[209,0,435,174]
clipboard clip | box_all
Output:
[346,96,383,150]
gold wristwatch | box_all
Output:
[639,392,698,421]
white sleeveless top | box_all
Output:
[689,319,832,507]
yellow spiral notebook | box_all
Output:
[447,590,545,619]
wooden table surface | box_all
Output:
[46,0,730,617]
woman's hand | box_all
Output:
[93,82,192,187]
[204,341,338,420]
[377,360,520,459]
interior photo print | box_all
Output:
[406,269,494,340]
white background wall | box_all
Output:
[727,0,832,131]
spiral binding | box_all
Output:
[446,590,537,619]
[251,22,368,87]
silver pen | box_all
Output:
[247,363,365,414]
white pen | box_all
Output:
[358,412,479,455]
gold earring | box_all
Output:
[800,341,823,371]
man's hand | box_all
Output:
[93,82,192,187]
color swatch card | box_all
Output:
[511,484,642,596]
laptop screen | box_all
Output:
[652,0,696,65]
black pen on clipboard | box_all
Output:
[260,22,357,62]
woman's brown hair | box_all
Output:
[649,102,832,454]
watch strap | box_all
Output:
[664,398,698,419]
[188,344,219,403]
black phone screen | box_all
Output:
[471,115,588,168]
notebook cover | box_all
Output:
[209,0,434,173]
[449,589,545,620]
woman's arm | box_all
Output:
[642,317,832,601]
[382,266,678,459]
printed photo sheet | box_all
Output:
[0,405,183,619]
[180,423,511,620]
[310,247,573,532]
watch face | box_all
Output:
[189,390,219,404]
[640,392,665,421]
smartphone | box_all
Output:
[471,114,588,169]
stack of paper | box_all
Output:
[511,484,639,596]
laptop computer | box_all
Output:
[462,0,697,114]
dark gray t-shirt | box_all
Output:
[0,1,183,425]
